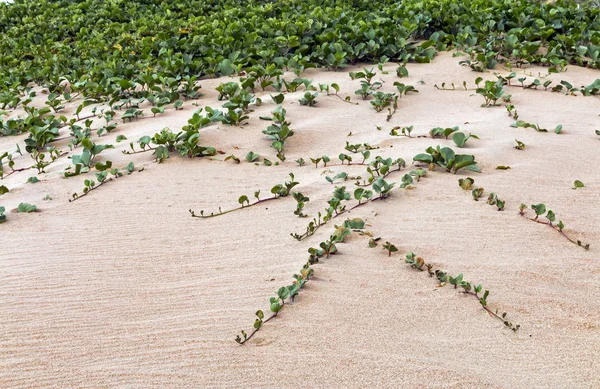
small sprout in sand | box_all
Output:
[458,177,475,190]
[472,187,484,201]
[224,155,241,164]
[496,165,511,170]
[383,241,398,256]
[429,126,458,139]
[572,180,584,189]
[475,78,506,107]
[520,203,590,250]
[0,206,6,223]
[514,139,525,150]
[296,158,305,167]
[245,151,260,162]
[452,132,479,148]
[299,91,318,107]
[405,252,425,270]
[17,203,37,213]
[292,192,310,217]
[389,125,414,138]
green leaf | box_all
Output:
[17,203,37,213]
[531,203,546,216]
[496,165,510,170]
[27,176,39,183]
[270,94,285,104]
[572,180,584,189]
[0,185,8,195]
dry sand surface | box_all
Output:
[1,52,599,388]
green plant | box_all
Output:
[472,187,484,201]
[299,91,318,107]
[17,203,37,213]
[245,151,260,162]
[514,139,525,150]
[458,177,474,190]
[389,126,414,138]
[572,180,584,189]
[351,68,381,99]
[69,162,137,202]
[235,262,314,345]
[452,132,479,148]
[371,92,397,112]
[262,106,294,161]
[0,206,5,223]
[383,241,398,256]
[413,146,480,173]
[190,174,299,218]
[520,203,590,250]
[67,138,113,175]
[429,126,458,139]
[292,192,310,217]
[393,82,418,97]
[475,77,506,107]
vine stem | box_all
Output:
[327,93,359,105]
[122,147,156,155]
[1,151,68,179]
[292,196,385,241]
[461,290,507,323]
[354,167,403,187]
[69,178,112,202]
[190,196,280,219]
[519,213,589,250]
[238,313,277,345]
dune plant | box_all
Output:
[351,68,381,99]
[429,126,458,139]
[190,174,299,218]
[0,206,5,223]
[235,263,314,345]
[475,77,507,107]
[17,203,37,213]
[292,192,310,217]
[262,106,293,161]
[413,146,480,173]
[452,132,479,148]
[519,203,590,250]
[69,162,136,202]
[514,139,525,150]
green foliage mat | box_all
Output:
[0,0,599,93]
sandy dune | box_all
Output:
[1,52,599,388]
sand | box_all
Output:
[1,52,599,388]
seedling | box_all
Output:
[458,177,474,190]
[292,192,310,217]
[0,206,5,223]
[190,174,299,218]
[452,132,479,148]
[383,241,398,256]
[371,92,396,112]
[389,126,414,138]
[472,187,484,200]
[262,106,293,161]
[299,91,318,106]
[245,151,260,162]
[405,252,425,270]
[17,203,37,213]
[572,180,584,189]
[429,126,458,139]
[351,67,381,99]
[393,82,418,97]
[475,77,506,106]
[520,203,590,250]
[514,139,525,150]
[320,83,357,105]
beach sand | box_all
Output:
[1,52,599,388]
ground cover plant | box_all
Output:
[519,203,590,250]
[190,174,299,218]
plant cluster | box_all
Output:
[413,146,480,173]
[69,162,137,202]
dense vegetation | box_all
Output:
[0,0,599,96]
